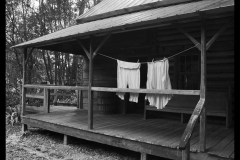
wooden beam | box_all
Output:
[22,48,27,116]
[173,23,201,51]
[200,17,206,152]
[22,124,28,133]
[43,88,50,113]
[182,141,190,160]
[226,84,232,128]
[76,40,90,59]
[179,98,205,150]
[92,87,200,95]
[92,34,111,59]
[63,134,68,145]
[26,94,44,99]
[88,36,93,130]
[206,19,234,50]
[23,84,88,90]
[77,90,83,109]
[21,48,28,133]
[141,152,148,160]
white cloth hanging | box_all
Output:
[116,60,141,103]
[145,59,172,109]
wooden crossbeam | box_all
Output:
[173,23,201,51]
[206,19,234,50]
[92,34,111,58]
[76,40,90,59]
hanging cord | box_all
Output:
[97,43,200,64]
[98,53,118,61]
[165,43,200,60]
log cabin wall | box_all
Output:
[81,14,234,115]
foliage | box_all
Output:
[6,0,102,109]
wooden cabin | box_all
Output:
[12,0,234,159]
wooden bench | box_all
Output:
[144,87,233,128]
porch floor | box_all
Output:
[23,106,234,160]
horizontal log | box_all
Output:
[23,84,88,90]
[157,16,234,35]
[157,34,233,46]
[92,87,200,95]
[26,94,44,99]
[50,93,75,97]
[178,98,205,150]
[157,28,233,42]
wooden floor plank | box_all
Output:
[134,122,182,145]
[139,122,182,143]
[97,119,163,136]
[217,139,234,158]
[170,124,201,149]
[112,120,168,137]
[189,124,219,147]
[208,131,234,155]
[151,125,186,145]
[125,121,181,143]
[206,129,232,150]
[190,127,230,152]
[24,106,234,160]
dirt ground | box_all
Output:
[6,124,142,160]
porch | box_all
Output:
[23,105,234,160]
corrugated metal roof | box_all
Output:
[76,0,192,23]
[12,0,234,48]
[78,0,160,20]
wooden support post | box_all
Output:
[226,84,232,128]
[182,140,190,160]
[21,48,27,133]
[181,113,184,123]
[88,36,93,130]
[123,94,128,114]
[144,100,147,120]
[140,152,148,160]
[43,88,50,113]
[53,89,58,105]
[77,90,83,109]
[22,124,28,133]
[63,134,68,145]
[200,17,206,152]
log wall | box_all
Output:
[81,14,234,114]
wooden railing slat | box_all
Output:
[178,98,205,150]
[92,87,200,95]
[23,84,88,90]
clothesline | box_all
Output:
[97,43,200,64]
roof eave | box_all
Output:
[11,4,234,50]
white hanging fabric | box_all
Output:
[145,59,172,109]
[116,60,141,103]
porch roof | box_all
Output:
[12,0,234,49]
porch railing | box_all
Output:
[178,98,205,160]
[22,84,204,159]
